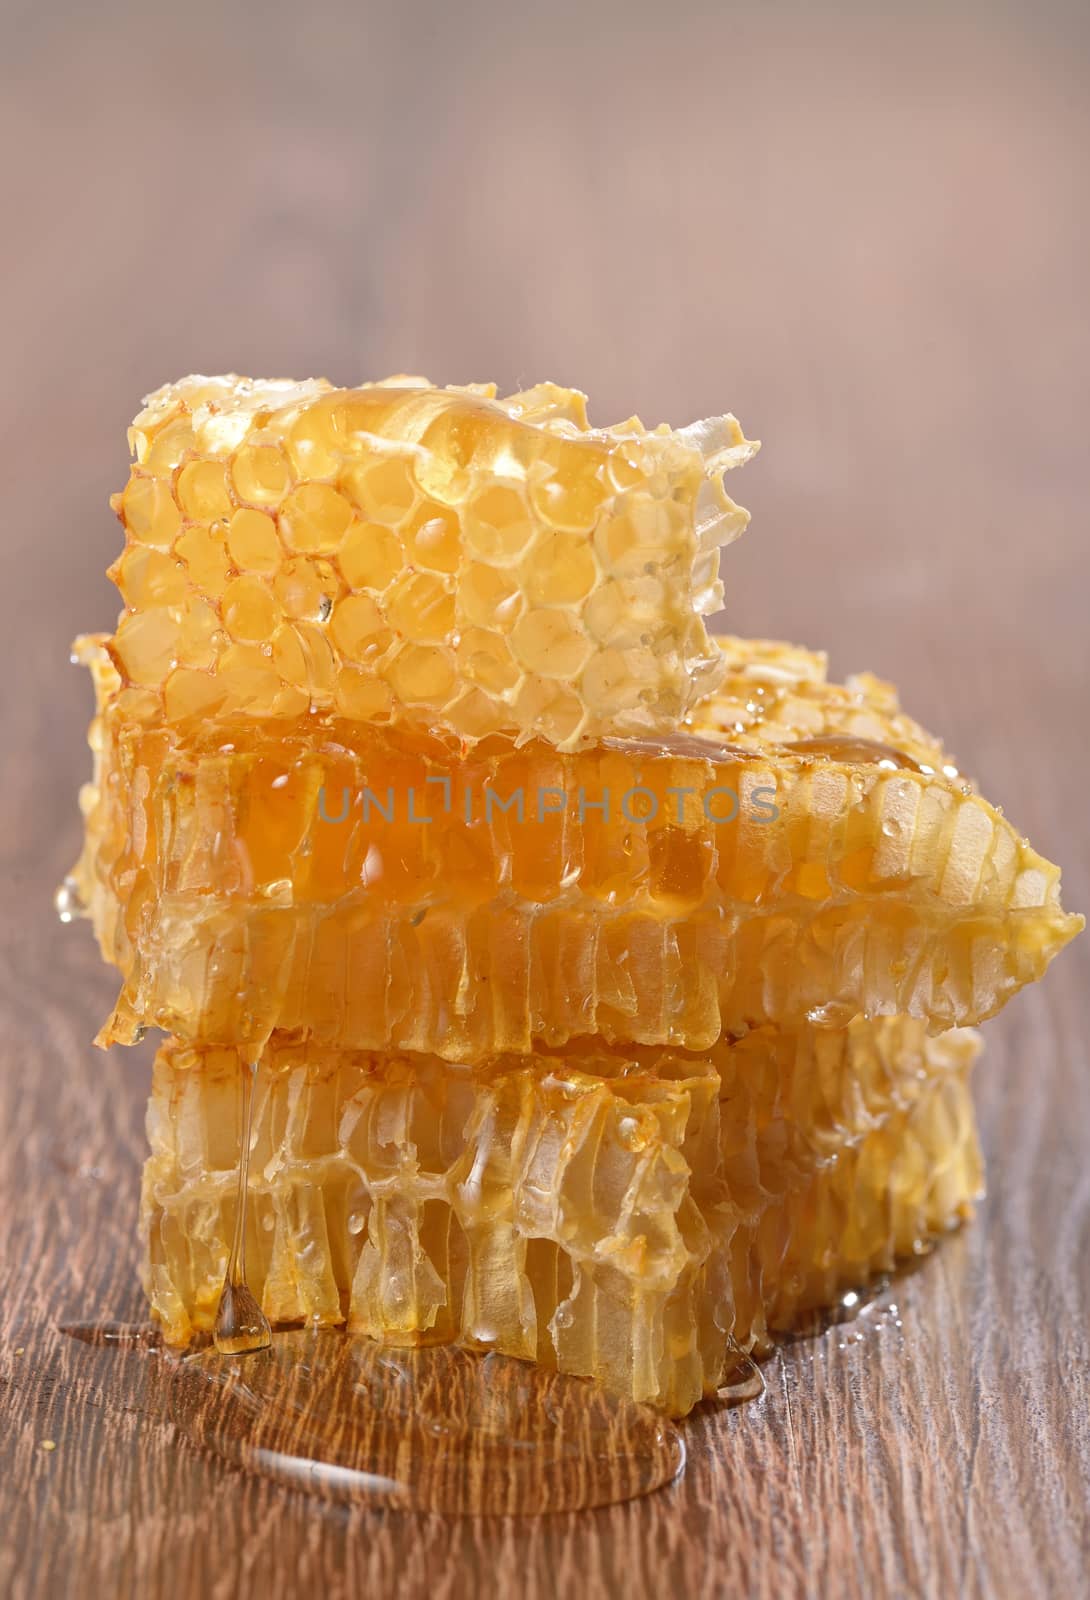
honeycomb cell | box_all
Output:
[510,609,593,678]
[528,448,609,532]
[579,649,647,716]
[288,406,343,479]
[222,576,278,643]
[597,496,688,578]
[383,572,455,644]
[226,509,282,576]
[164,668,228,722]
[387,643,456,704]
[218,643,283,712]
[120,475,182,550]
[112,546,188,610]
[142,417,194,477]
[329,594,393,664]
[456,628,520,695]
[230,443,292,507]
[175,598,221,670]
[512,675,585,745]
[584,579,664,650]
[112,609,180,686]
[275,557,341,622]
[344,456,417,523]
[463,484,536,561]
[460,562,523,630]
[521,532,598,607]
[335,670,394,721]
[176,524,232,595]
[338,522,403,592]
[404,503,461,574]
[176,459,234,523]
[281,484,355,554]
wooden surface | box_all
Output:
[1,2,1088,1595]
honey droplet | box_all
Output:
[54,875,88,924]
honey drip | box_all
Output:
[213,1057,271,1356]
[716,1339,766,1405]
[170,1330,686,1514]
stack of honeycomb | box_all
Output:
[67,376,1081,1415]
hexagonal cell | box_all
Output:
[112,546,188,610]
[120,475,182,550]
[329,594,393,665]
[463,483,537,561]
[338,522,402,592]
[456,628,520,695]
[226,509,282,576]
[142,417,195,477]
[275,557,343,622]
[113,608,182,686]
[175,598,222,670]
[280,483,354,554]
[164,667,228,722]
[222,576,278,643]
[528,444,610,533]
[176,459,234,523]
[459,562,523,631]
[386,643,456,705]
[595,495,690,578]
[230,444,293,508]
[175,523,232,596]
[383,571,455,645]
[579,649,650,717]
[343,456,417,525]
[335,669,394,721]
[403,502,460,574]
[520,531,598,607]
[218,642,283,714]
[287,402,345,479]
[512,673,584,745]
[509,608,593,679]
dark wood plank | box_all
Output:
[1,3,1087,1596]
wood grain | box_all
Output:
[1,3,1087,1596]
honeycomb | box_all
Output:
[105,375,758,749]
[73,634,1080,1054]
[142,1019,983,1415]
[64,376,1081,1413]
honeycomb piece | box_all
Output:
[142,1019,983,1415]
[105,375,759,749]
[692,635,955,774]
[73,636,1081,1054]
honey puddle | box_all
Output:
[59,1318,686,1512]
[60,1044,688,1514]
[169,1331,686,1514]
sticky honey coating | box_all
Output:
[106,375,758,749]
[73,636,1081,1054]
[142,1019,983,1415]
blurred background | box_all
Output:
[1,0,1087,881]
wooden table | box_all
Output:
[1,4,1087,1595]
